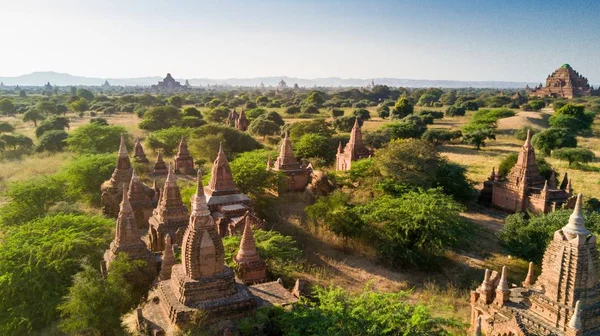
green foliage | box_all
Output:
[352,108,371,120]
[552,147,595,167]
[23,108,45,126]
[514,126,538,140]
[168,95,183,108]
[549,104,594,134]
[330,108,344,118]
[363,129,392,149]
[528,100,545,111]
[222,229,301,280]
[531,128,577,155]
[35,116,70,138]
[237,286,460,336]
[357,189,472,268]
[58,153,117,205]
[383,116,427,139]
[376,105,390,119]
[332,115,363,132]
[204,106,230,123]
[302,104,320,114]
[146,127,193,155]
[392,97,413,118]
[0,133,33,150]
[37,100,58,116]
[182,106,202,118]
[461,101,479,111]
[499,210,600,263]
[0,121,15,133]
[417,93,439,106]
[0,98,15,115]
[248,116,281,138]
[0,176,70,227]
[246,108,267,120]
[139,105,182,131]
[421,129,461,145]
[462,127,496,150]
[285,105,301,115]
[498,153,554,180]
[229,150,282,197]
[294,133,335,162]
[69,98,90,113]
[0,214,112,335]
[306,191,366,241]
[36,130,68,152]
[66,123,130,154]
[264,111,285,126]
[304,90,326,107]
[76,88,95,101]
[58,255,143,335]
[445,105,466,117]
[286,119,334,141]
[190,124,262,161]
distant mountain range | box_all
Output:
[0,71,540,89]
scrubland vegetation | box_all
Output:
[1,83,600,335]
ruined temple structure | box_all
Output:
[152,73,184,92]
[335,118,373,171]
[204,144,265,236]
[226,109,240,127]
[148,166,190,252]
[103,186,153,270]
[139,172,296,335]
[233,213,267,285]
[153,150,169,176]
[101,135,134,218]
[529,64,592,99]
[267,133,309,191]
[133,138,149,163]
[174,137,195,175]
[471,194,600,336]
[128,170,155,229]
[479,131,572,214]
[235,109,249,132]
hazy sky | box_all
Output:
[1,0,599,82]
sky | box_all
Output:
[1,0,599,82]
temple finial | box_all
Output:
[569,300,583,330]
[525,129,532,147]
[562,193,589,236]
[118,134,128,157]
[523,262,535,286]
[496,266,509,292]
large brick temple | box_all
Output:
[335,118,372,171]
[471,194,600,336]
[529,64,593,99]
[479,130,572,214]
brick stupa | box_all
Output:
[529,64,592,99]
[174,136,195,175]
[226,109,239,127]
[335,118,372,171]
[204,144,264,236]
[234,213,267,285]
[104,185,153,269]
[471,194,600,335]
[148,165,190,252]
[133,138,149,163]
[101,134,133,218]
[479,130,572,213]
[235,110,249,132]
[128,169,154,229]
[268,132,309,191]
[153,150,169,176]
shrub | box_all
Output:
[552,148,595,167]
[330,108,344,118]
[531,128,577,155]
[302,105,320,114]
[445,106,466,117]
[139,106,181,131]
[36,130,68,152]
[352,108,371,120]
[285,106,301,115]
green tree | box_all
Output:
[0,121,15,133]
[552,147,595,167]
[66,123,130,154]
[168,95,183,108]
[36,130,68,152]
[445,105,466,117]
[182,106,202,118]
[204,106,230,123]
[549,104,594,134]
[69,98,90,114]
[392,98,413,118]
[35,116,70,138]
[383,117,427,139]
[304,90,326,107]
[352,108,371,120]
[0,214,112,335]
[357,188,472,267]
[417,93,438,106]
[229,150,281,196]
[37,100,58,116]
[285,106,301,115]
[531,128,577,155]
[58,255,143,336]
[246,108,267,120]
[58,153,117,205]
[146,127,193,155]
[528,100,545,111]
[421,129,461,145]
[306,191,365,241]
[462,127,496,150]
[265,111,285,126]
[332,116,363,132]
[286,119,334,140]
[0,133,33,150]
[377,105,390,119]
[0,98,15,115]
[294,133,333,162]
[23,108,45,126]
[76,88,94,101]
[190,124,262,161]
[248,116,280,139]
[139,105,181,131]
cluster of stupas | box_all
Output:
[100,135,299,335]
[225,109,249,132]
[335,118,373,171]
[479,130,573,214]
[472,194,600,336]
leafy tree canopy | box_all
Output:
[66,123,130,154]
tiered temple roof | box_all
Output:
[335,118,372,171]
[529,64,592,99]
[480,131,572,213]
[101,134,133,218]
[174,136,195,175]
[133,138,149,163]
[268,132,309,191]
[104,185,152,268]
[128,169,154,229]
[148,165,189,251]
[471,194,600,335]
[153,150,169,175]
[234,213,267,284]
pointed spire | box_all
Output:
[191,170,210,217]
[569,300,583,330]
[567,178,574,195]
[525,129,532,147]
[523,262,535,286]
[562,193,590,236]
[496,266,509,292]
[207,143,238,195]
[118,133,128,157]
[236,212,259,261]
[560,172,569,189]
[159,234,175,280]
[165,163,176,185]
[480,269,492,292]
[541,180,549,196]
[120,183,133,214]
[337,141,343,154]
[548,171,557,189]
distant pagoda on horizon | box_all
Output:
[529,64,593,99]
